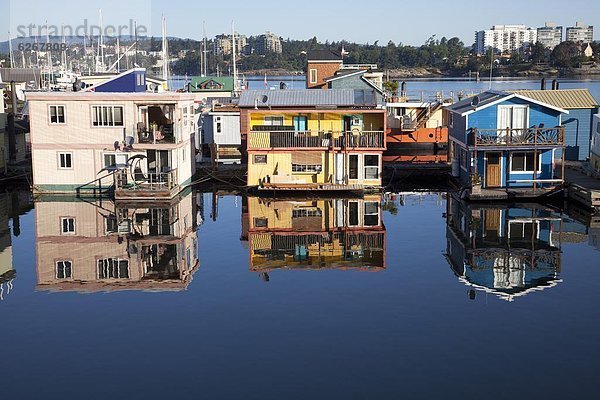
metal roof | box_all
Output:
[509,89,599,109]
[238,89,373,107]
[307,49,343,61]
[446,91,509,114]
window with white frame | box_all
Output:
[510,152,541,173]
[97,258,130,279]
[497,105,529,130]
[309,69,318,84]
[61,217,75,234]
[105,215,118,234]
[509,220,539,241]
[264,116,284,126]
[364,155,380,180]
[364,202,380,226]
[49,105,66,124]
[292,164,322,173]
[58,152,72,169]
[92,105,124,127]
[55,260,72,279]
[103,153,128,169]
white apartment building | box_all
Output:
[215,33,247,56]
[475,25,537,55]
[255,31,282,55]
[27,92,196,200]
[566,22,594,43]
[537,22,563,49]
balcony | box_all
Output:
[248,130,385,150]
[470,127,565,148]
[136,123,177,144]
[114,169,179,200]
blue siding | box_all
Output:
[95,70,146,93]
[562,108,598,161]
[474,149,555,189]
[467,98,562,131]
[449,112,467,143]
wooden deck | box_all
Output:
[467,186,563,201]
[562,162,600,210]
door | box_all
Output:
[343,116,352,133]
[486,152,502,188]
[348,155,359,180]
[293,116,307,132]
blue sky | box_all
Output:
[1,0,597,45]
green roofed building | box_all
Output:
[187,76,234,102]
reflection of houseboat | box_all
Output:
[445,194,563,301]
[35,190,199,293]
[239,89,386,191]
[27,91,196,200]
[247,196,386,274]
[385,88,451,164]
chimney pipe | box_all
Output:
[541,77,546,90]
[7,81,18,163]
[401,81,407,97]
[552,79,559,90]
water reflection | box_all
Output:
[0,190,33,301]
[244,195,386,277]
[35,190,199,293]
[445,194,567,301]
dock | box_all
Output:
[562,162,600,210]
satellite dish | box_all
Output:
[125,136,135,147]
[471,95,480,107]
[261,95,269,104]
[114,141,120,150]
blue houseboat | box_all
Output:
[447,91,568,199]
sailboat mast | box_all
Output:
[203,21,208,77]
[99,9,105,72]
[232,21,238,93]
[8,31,14,68]
[116,36,120,72]
[161,16,169,89]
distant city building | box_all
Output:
[214,33,247,56]
[475,25,537,55]
[255,31,282,55]
[566,21,594,43]
[537,22,563,49]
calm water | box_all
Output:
[1,188,599,399]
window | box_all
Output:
[309,69,317,84]
[348,202,359,226]
[92,105,124,127]
[103,153,127,169]
[264,116,284,126]
[292,208,322,218]
[511,152,540,173]
[49,105,66,124]
[364,155,380,180]
[509,221,538,241]
[292,164,322,173]
[364,202,380,226]
[97,258,130,279]
[448,112,454,128]
[183,107,188,126]
[254,217,268,228]
[105,215,118,234]
[349,155,359,180]
[497,105,528,130]
[104,154,116,169]
[254,154,267,164]
[56,261,72,279]
[58,152,72,169]
[61,217,75,234]
[216,122,222,133]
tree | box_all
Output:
[530,42,548,64]
[551,41,580,68]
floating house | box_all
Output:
[246,196,386,274]
[186,76,234,102]
[78,68,167,93]
[447,90,568,198]
[35,190,199,293]
[198,103,242,164]
[592,114,600,173]
[510,88,599,161]
[445,194,563,302]
[27,91,197,200]
[239,89,386,191]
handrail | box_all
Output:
[248,130,385,149]
[115,169,178,192]
[472,127,565,147]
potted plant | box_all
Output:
[470,173,482,195]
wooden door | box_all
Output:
[486,152,502,188]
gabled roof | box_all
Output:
[508,89,599,110]
[324,70,385,95]
[446,90,569,116]
[307,49,343,62]
[188,76,234,92]
[238,89,376,108]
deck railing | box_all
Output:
[248,130,385,149]
[115,169,178,193]
[471,127,565,147]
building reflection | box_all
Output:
[445,194,564,302]
[245,195,386,278]
[35,189,199,293]
[1,190,34,301]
